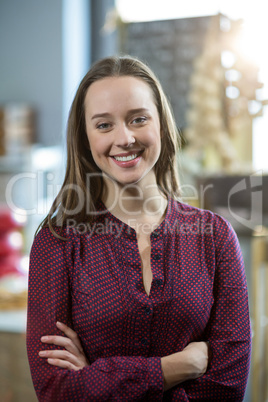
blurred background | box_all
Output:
[0,0,267,401]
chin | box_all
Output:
[103,167,156,188]
[116,177,143,186]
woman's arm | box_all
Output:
[168,218,251,401]
[40,321,209,390]
[27,228,164,401]
[161,342,209,391]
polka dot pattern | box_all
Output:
[26,199,251,401]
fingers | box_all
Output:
[41,322,82,355]
[39,345,89,370]
[56,321,83,352]
[39,322,90,371]
[47,358,78,371]
[47,355,80,371]
[39,349,82,370]
[41,335,79,355]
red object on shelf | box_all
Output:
[0,208,24,232]
[0,253,23,278]
[0,207,25,279]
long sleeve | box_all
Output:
[26,228,164,401]
[168,217,251,401]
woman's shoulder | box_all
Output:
[32,225,82,252]
[173,199,227,221]
[171,199,234,235]
[171,200,239,257]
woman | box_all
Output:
[26,56,251,401]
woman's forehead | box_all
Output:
[84,76,157,115]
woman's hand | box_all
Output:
[161,341,209,391]
[39,321,89,371]
[181,341,209,379]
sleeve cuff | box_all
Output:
[147,357,164,401]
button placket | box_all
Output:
[133,303,153,351]
[150,231,164,296]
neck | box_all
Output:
[102,172,168,225]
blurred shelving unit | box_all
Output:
[251,228,268,402]
[195,174,268,402]
[0,144,63,402]
[0,148,35,401]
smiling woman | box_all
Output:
[37,56,180,233]
[26,55,251,401]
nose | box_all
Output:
[114,123,135,148]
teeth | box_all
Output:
[114,153,138,162]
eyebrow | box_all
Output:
[91,112,111,120]
[91,108,150,120]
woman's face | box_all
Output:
[84,76,161,189]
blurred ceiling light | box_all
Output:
[225,69,241,82]
[221,51,236,69]
[9,232,23,249]
[248,100,263,116]
[12,209,27,225]
[116,0,220,22]
[116,0,266,22]
[32,146,62,171]
[226,86,240,99]
[20,255,30,274]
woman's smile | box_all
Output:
[111,150,144,167]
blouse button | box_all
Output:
[151,232,159,239]
[153,254,161,261]
[141,337,148,345]
[144,306,151,315]
[155,279,162,287]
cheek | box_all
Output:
[143,125,161,144]
[88,136,111,168]
[87,134,103,154]
[149,130,161,153]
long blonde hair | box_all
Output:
[39,55,181,238]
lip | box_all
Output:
[110,150,143,168]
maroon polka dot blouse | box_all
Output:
[26,198,251,401]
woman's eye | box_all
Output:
[97,123,110,130]
[132,117,147,124]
